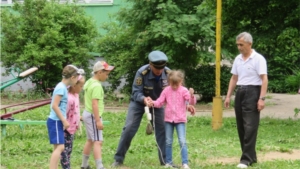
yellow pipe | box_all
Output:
[212,0,223,130]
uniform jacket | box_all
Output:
[131,64,170,105]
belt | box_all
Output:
[237,85,261,88]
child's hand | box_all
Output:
[96,121,104,130]
[63,120,70,129]
[189,88,195,96]
[187,105,196,116]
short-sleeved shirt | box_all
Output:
[130,64,170,104]
[48,82,68,120]
[231,49,267,85]
[83,78,104,116]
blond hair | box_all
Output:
[62,65,79,79]
[68,75,86,92]
[168,70,185,85]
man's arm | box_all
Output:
[259,74,268,98]
[131,70,146,104]
[257,74,268,111]
[224,75,238,108]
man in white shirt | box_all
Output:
[224,32,268,169]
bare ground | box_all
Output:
[193,93,300,119]
[207,150,300,165]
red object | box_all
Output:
[1,99,51,120]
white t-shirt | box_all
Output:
[231,49,267,85]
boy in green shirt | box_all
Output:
[81,61,114,169]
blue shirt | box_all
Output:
[48,82,68,120]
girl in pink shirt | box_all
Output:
[150,70,196,169]
[61,73,85,169]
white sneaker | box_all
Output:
[165,163,179,168]
[237,163,248,168]
[182,164,190,169]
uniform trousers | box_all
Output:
[234,85,261,165]
[114,101,166,164]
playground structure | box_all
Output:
[0,67,109,137]
[0,67,51,136]
[0,67,38,91]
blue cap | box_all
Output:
[148,51,168,62]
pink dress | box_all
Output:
[66,93,80,134]
[153,86,196,123]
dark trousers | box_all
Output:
[234,86,261,165]
[61,130,75,169]
[114,101,166,165]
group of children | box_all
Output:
[47,62,196,169]
[47,61,114,169]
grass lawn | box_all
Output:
[1,106,300,169]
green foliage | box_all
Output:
[294,108,299,117]
[97,0,215,94]
[221,0,300,93]
[1,0,98,89]
[285,68,300,91]
[185,65,232,101]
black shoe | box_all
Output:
[111,161,123,167]
[81,166,91,169]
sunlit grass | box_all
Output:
[0,106,300,169]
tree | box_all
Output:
[1,0,98,89]
[97,0,215,94]
[221,0,300,93]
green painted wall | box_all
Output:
[0,0,126,34]
[83,0,125,34]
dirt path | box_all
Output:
[207,149,300,164]
[193,93,300,119]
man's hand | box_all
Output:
[257,99,265,111]
[144,97,153,107]
[224,97,231,108]
[96,121,104,130]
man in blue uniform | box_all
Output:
[112,50,170,167]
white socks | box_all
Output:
[81,154,89,168]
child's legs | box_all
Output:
[165,122,175,164]
[93,141,103,159]
[83,139,93,155]
[50,144,65,169]
[175,123,188,164]
[82,110,104,167]
[47,118,65,169]
[61,131,74,169]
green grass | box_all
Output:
[1,106,300,169]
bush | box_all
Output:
[1,0,98,90]
[185,65,231,102]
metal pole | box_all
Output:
[212,0,223,130]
